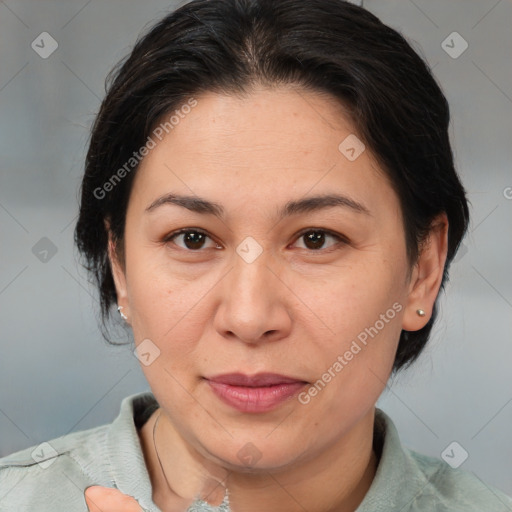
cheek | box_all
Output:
[305,256,406,342]
[297,295,403,432]
[297,255,407,393]
[126,250,206,355]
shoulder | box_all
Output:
[0,423,111,511]
[364,409,512,512]
[0,391,157,512]
[406,447,512,511]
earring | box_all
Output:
[416,309,426,317]
[117,305,128,320]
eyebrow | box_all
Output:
[144,192,371,218]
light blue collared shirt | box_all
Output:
[0,392,511,511]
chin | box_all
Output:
[200,435,309,474]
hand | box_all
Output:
[84,482,228,511]
[84,486,145,512]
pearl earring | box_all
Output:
[117,305,128,320]
[416,309,426,317]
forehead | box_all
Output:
[129,86,397,219]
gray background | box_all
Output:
[1,0,511,497]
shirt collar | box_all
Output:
[107,392,429,511]
[356,407,430,511]
[107,391,160,510]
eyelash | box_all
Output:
[162,228,349,253]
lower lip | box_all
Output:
[206,380,306,413]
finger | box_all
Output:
[84,485,144,512]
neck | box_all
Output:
[138,408,378,512]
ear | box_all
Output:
[104,219,130,322]
[402,213,449,331]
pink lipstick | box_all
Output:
[205,373,307,413]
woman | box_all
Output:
[1,0,510,511]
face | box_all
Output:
[110,85,443,472]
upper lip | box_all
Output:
[206,373,306,387]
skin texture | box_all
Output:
[101,84,448,512]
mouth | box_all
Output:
[204,373,308,413]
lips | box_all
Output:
[205,373,307,413]
[207,373,305,387]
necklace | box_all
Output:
[152,410,230,512]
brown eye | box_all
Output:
[165,229,219,251]
[294,230,347,251]
[303,231,326,250]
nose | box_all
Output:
[212,248,293,345]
